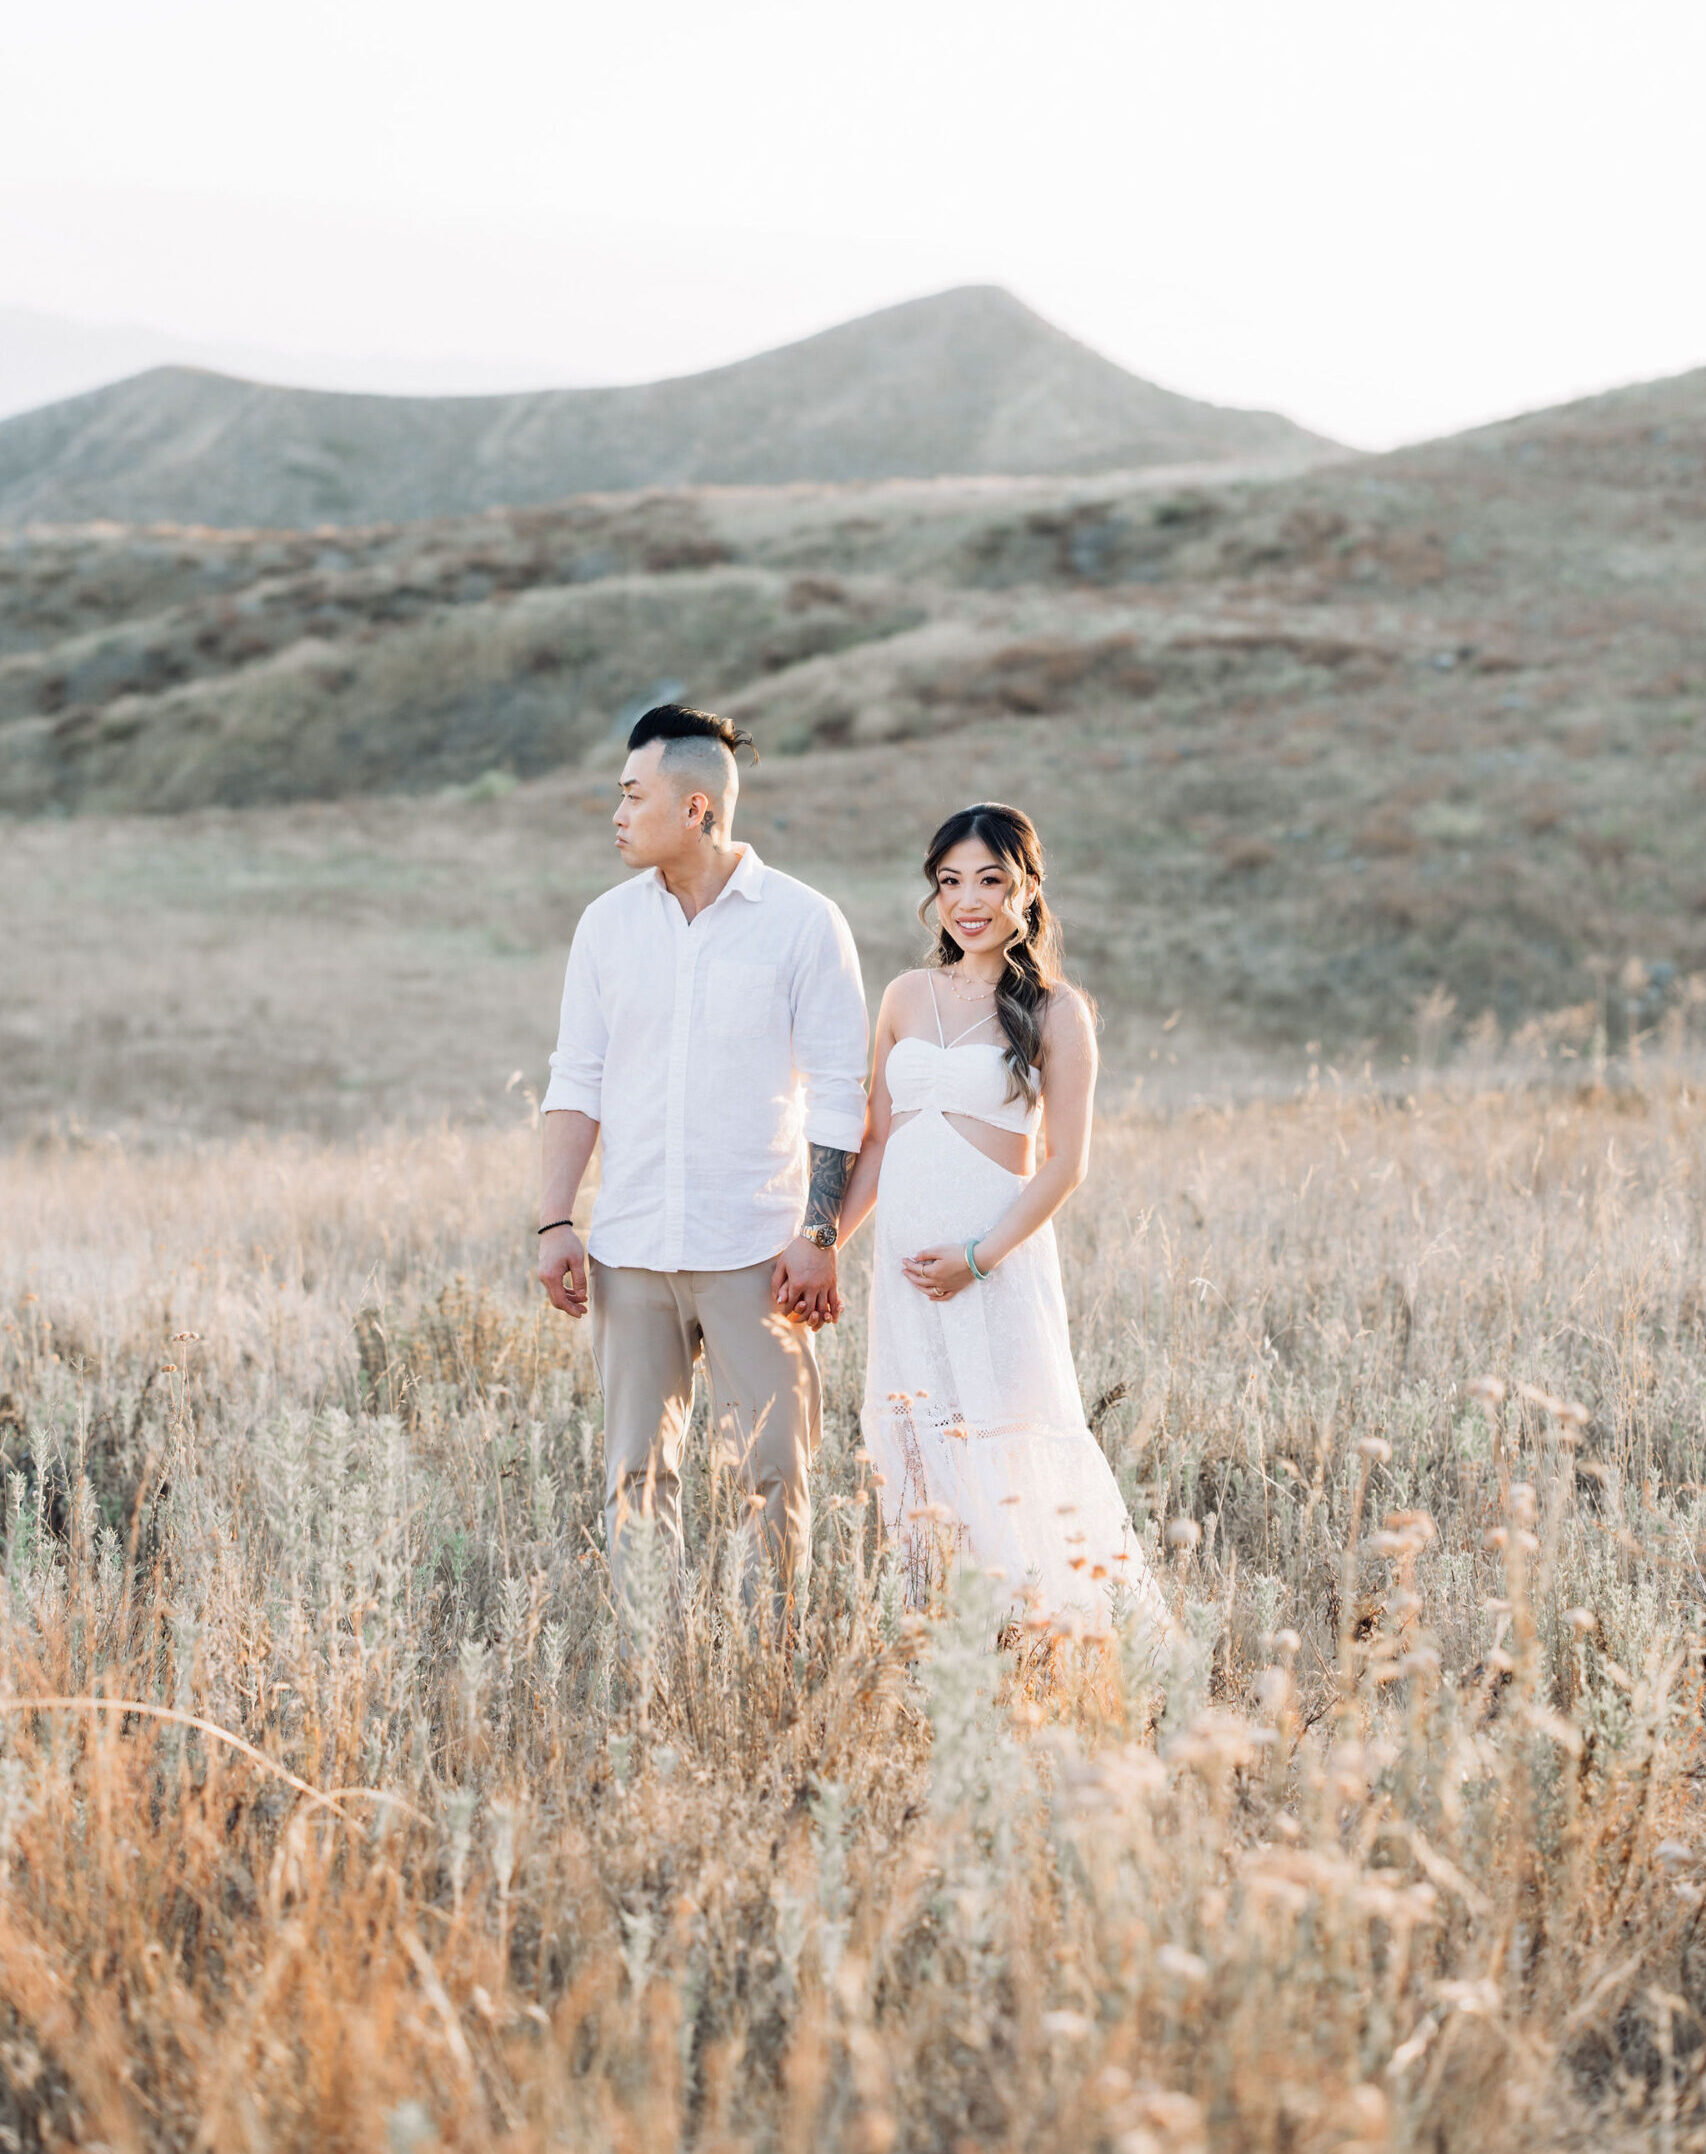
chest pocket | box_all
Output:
[703,959,780,1040]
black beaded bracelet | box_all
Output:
[537,1218,575,1236]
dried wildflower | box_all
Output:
[1041,2009,1093,2040]
[1254,1666,1291,1717]
[1155,1944,1209,1989]
[1516,1380,1590,1426]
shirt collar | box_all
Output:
[725,843,766,901]
[645,843,767,907]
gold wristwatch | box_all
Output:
[799,1222,837,1250]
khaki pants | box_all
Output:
[589,1256,821,1612]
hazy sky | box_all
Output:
[5,0,1704,447]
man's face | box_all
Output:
[614,741,698,869]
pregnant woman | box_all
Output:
[838,802,1169,1637]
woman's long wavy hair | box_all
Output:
[918,803,1068,1108]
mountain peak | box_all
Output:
[0,287,1336,529]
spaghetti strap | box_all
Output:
[930,970,999,1049]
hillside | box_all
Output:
[0,287,1334,530]
[3,362,1704,1140]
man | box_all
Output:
[536,703,867,1620]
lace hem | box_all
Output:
[869,1393,1075,1498]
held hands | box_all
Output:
[772,1236,841,1330]
[537,1223,589,1319]
[903,1243,980,1302]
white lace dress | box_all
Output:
[860,990,1171,1638]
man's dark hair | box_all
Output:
[627,703,756,762]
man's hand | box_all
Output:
[537,1223,589,1318]
[775,1143,856,1329]
[771,1235,839,1330]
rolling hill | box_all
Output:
[2,356,1703,1140]
[0,287,1335,530]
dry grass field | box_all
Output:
[4,1071,1705,2150]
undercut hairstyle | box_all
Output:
[627,704,755,834]
[627,703,755,762]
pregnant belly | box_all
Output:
[879,1112,1029,1246]
[888,1106,1032,1177]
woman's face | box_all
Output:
[933,838,1028,957]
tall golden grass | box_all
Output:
[2,1076,1704,2150]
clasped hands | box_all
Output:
[771,1236,842,1330]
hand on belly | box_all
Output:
[902,1243,978,1303]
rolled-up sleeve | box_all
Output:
[542,914,607,1118]
[791,901,869,1153]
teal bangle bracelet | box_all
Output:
[965,1238,990,1282]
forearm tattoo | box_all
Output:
[804,1144,857,1235]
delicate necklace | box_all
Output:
[943,964,996,1004]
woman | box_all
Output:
[838,803,1170,1637]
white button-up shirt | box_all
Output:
[543,846,869,1272]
